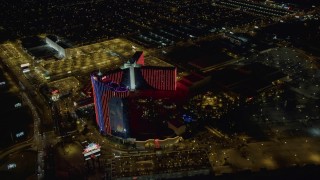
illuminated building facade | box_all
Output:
[82,143,101,161]
[91,51,177,138]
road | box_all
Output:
[0,141,33,160]
[20,91,46,178]
[0,42,57,180]
[0,44,53,131]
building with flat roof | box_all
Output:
[45,35,72,59]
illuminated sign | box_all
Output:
[84,149,100,156]
[83,143,101,161]
[83,143,100,154]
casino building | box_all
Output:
[91,51,177,139]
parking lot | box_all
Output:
[39,38,172,80]
[111,150,211,178]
